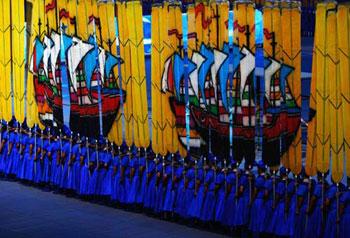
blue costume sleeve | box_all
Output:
[297,184,308,197]
[121,156,129,167]
[276,181,285,196]
[326,185,337,200]
[264,178,273,191]
[176,167,183,177]
[216,173,224,185]
[205,171,214,184]
[255,176,265,189]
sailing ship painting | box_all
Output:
[29,30,125,138]
[162,41,302,164]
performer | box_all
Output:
[214,160,226,224]
[162,155,176,219]
[174,156,185,220]
[23,127,36,183]
[221,158,237,230]
[78,137,89,198]
[249,160,267,235]
[188,156,205,221]
[0,121,9,175]
[271,167,290,237]
[339,177,350,238]
[135,149,147,210]
[305,172,329,238]
[33,128,43,185]
[200,155,216,224]
[127,148,140,207]
[6,121,19,178]
[100,141,114,202]
[111,145,121,203]
[41,128,51,185]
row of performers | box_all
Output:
[0,120,349,238]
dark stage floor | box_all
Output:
[0,180,227,238]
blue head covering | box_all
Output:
[257,160,266,170]
[279,166,287,175]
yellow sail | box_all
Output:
[337,4,350,178]
[11,0,26,123]
[315,2,334,174]
[26,0,43,128]
[116,2,133,147]
[125,0,149,149]
[151,4,167,155]
[0,0,13,122]
[281,1,302,175]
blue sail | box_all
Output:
[33,37,44,70]
[173,53,196,99]
[198,44,214,105]
[83,36,97,90]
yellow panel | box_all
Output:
[315,2,334,174]
[337,5,350,178]
[281,4,302,175]
[126,1,149,149]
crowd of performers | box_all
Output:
[0,120,349,238]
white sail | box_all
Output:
[161,57,171,92]
[98,47,106,84]
[211,49,227,101]
[264,58,281,103]
[67,37,94,92]
[189,52,205,98]
[50,31,61,85]
[43,36,53,78]
[239,47,255,100]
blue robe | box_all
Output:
[127,157,140,204]
[23,137,35,181]
[78,147,90,195]
[214,171,226,223]
[154,162,164,213]
[234,173,250,226]
[60,141,71,189]
[340,189,350,238]
[49,141,59,185]
[263,177,274,233]
[294,182,311,238]
[135,157,147,204]
[111,155,120,201]
[174,166,184,215]
[305,182,326,238]
[143,160,156,209]
[33,137,43,184]
[271,178,290,236]
[324,184,340,238]
[0,131,9,173]
[188,168,204,219]
[18,134,29,179]
[249,174,267,233]
[41,139,51,183]
[101,152,113,197]
[163,164,175,212]
[200,169,216,222]
[6,132,18,176]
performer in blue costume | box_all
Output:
[23,127,35,183]
[294,170,312,238]
[154,156,165,214]
[88,139,99,198]
[78,137,89,198]
[339,177,350,238]
[249,160,267,235]
[18,127,29,180]
[200,155,217,224]
[162,155,176,218]
[135,149,147,209]
[33,128,43,184]
[60,129,73,191]
[118,148,129,206]
[324,181,345,238]
[49,132,60,188]
[234,165,250,233]
[0,121,9,175]
[101,141,114,201]
[305,172,329,238]
[41,128,51,185]
[182,156,195,219]
[111,146,120,203]
[263,168,275,235]
[214,160,226,224]
[127,148,140,206]
[221,159,237,229]
[5,121,19,177]
[270,167,290,237]
[174,157,184,219]
[16,123,25,179]
[53,130,64,188]
[188,156,205,221]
